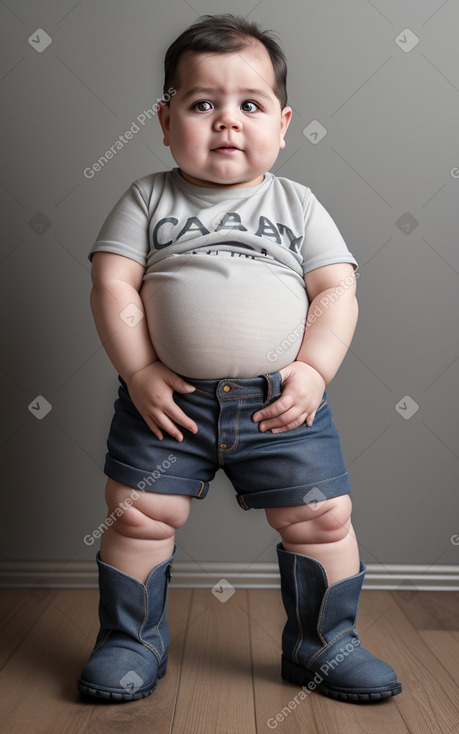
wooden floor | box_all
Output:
[0,586,458,733]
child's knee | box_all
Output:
[314,495,352,542]
[104,479,191,540]
[266,494,353,545]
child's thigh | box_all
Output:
[105,478,192,529]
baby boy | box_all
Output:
[78,14,401,703]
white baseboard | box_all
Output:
[0,561,458,590]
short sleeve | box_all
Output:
[88,181,150,266]
[300,192,358,275]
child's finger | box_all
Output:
[258,406,302,432]
[169,375,197,394]
[165,403,198,436]
[142,404,187,442]
[153,413,185,442]
[271,412,309,433]
[144,419,164,441]
[252,394,293,423]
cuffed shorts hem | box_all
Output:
[236,472,352,510]
[104,455,210,499]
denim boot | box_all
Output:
[78,547,176,701]
[277,543,402,702]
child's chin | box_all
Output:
[179,167,264,189]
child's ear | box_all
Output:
[279,106,293,149]
[157,102,171,147]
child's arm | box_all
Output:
[253,262,358,433]
[90,252,198,441]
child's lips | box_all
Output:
[211,145,240,154]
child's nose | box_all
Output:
[213,109,242,132]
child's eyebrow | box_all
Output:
[181,86,272,100]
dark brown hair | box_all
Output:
[163,14,288,108]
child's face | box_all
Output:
[158,41,292,188]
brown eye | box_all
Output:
[241,101,258,112]
[193,101,213,112]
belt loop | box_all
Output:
[263,371,281,404]
[263,373,273,403]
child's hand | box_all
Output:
[252,361,325,433]
[126,362,198,442]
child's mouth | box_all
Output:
[212,146,240,154]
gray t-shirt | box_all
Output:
[89,168,358,378]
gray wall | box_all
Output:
[1,0,458,572]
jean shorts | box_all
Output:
[104,371,351,510]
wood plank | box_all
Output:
[249,589,409,734]
[360,591,459,734]
[0,589,56,669]
[390,590,459,631]
[0,589,100,734]
[171,587,256,734]
[249,588,322,734]
[419,631,459,687]
[0,587,192,734]
[1,587,458,733]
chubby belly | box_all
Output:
[141,255,308,379]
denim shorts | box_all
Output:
[104,371,351,510]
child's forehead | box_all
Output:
[174,43,277,95]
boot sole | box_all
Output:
[281,656,402,703]
[77,681,155,702]
[77,660,167,702]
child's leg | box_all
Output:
[100,478,192,583]
[268,495,402,700]
[265,494,359,585]
[78,479,192,701]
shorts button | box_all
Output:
[223,384,231,392]
[219,443,227,449]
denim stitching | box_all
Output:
[217,398,242,464]
[307,627,357,669]
[139,574,162,663]
[93,630,111,651]
[189,387,214,398]
[263,372,282,403]
[292,556,303,663]
[220,390,263,401]
[234,399,241,451]
[195,481,206,497]
[155,563,173,659]
[352,571,364,627]
[264,373,273,403]
[316,586,329,647]
[237,495,249,510]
